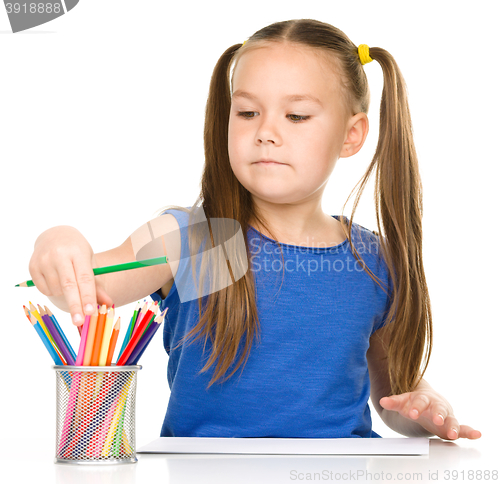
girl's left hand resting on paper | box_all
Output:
[379,380,482,440]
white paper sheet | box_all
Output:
[137,437,429,455]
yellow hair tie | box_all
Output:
[358,44,373,65]
[242,40,247,46]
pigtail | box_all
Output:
[360,47,433,396]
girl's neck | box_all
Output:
[249,211,346,248]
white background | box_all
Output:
[1,0,499,480]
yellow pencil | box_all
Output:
[26,304,67,364]
[101,374,133,456]
[99,306,115,366]
[29,302,57,347]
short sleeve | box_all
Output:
[150,288,164,304]
[371,264,394,335]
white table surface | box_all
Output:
[2,436,497,484]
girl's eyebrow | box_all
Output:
[232,90,323,107]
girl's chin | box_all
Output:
[249,191,302,205]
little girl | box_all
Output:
[29,19,481,440]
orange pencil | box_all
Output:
[90,305,107,366]
[106,318,121,366]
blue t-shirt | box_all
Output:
[150,208,393,438]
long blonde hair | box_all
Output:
[160,19,432,396]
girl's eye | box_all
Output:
[287,114,310,123]
[236,112,310,123]
[237,111,257,119]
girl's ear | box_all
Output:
[340,112,369,158]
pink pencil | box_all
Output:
[75,314,91,366]
[58,372,82,455]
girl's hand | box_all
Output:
[379,383,482,440]
[29,225,114,325]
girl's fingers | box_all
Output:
[72,254,98,317]
[443,416,460,440]
[406,393,431,420]
[95,283,114,309]
[379,394,408,413]
[56,261,90,325]
[409,399,448,424]
[458,425,482,440]
[430,407,448,426]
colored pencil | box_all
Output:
[61,372,120,458]
[75,315,91,366]
[130,301,150,339]
[143,308,158,332]
[40,311,76,366]
[87,386,121,458]
[58,371,82,455]
[116,305,160,366]
[83,308,99,366]
[131,302,157,340]
[15,256,169,287]
[106,318,120,366]
[133,308,168,364]
[117,301,140,360]
[28,314,64,365]
[44,305,78,362]
[99,306,115,365]
[127,301,141,341]
[39,306,76,365]
[102,374,133,457]
[29,302,58,350]
[24,306,66,365]
[113,402,128,457]
[126,313,164,365]
[90,305,107,366]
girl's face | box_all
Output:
[228,42,356,207]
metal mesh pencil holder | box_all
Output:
[54,365,141,465]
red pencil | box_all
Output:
[116,305,157,366]
[131,301,155,339]
[106,318,121,366]
[130,303,157,340]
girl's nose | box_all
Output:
[255,116,281,145]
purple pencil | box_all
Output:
[41,312,76,365]
[124,308,167,365]
[124,321,160,365]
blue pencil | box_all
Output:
[28,314,64,365]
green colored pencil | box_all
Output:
[15,256,169,288]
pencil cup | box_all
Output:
[53,365,142,465]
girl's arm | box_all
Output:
[29,215,180,324]
[367,325,481,440]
